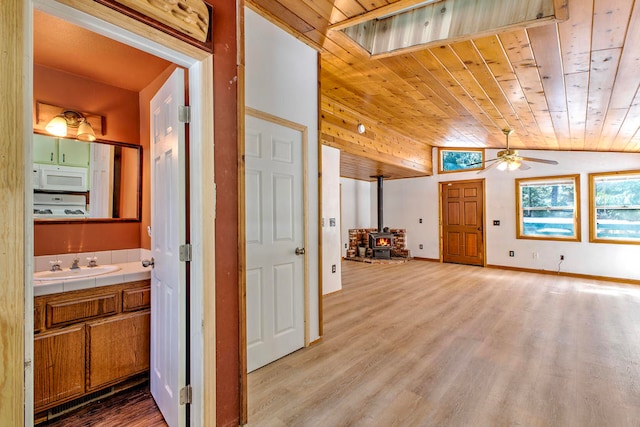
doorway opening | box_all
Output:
[27,0,214,425]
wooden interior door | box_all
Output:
[441,180,485,266]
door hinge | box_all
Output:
[178,105,191,123]
[179,243,192,262]
[179,384,192,405]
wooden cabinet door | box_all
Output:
[34,324,85,411]
[441,180,485,266]
[33,133,58,165]
[58,137,90,167]
[86,310,150,391]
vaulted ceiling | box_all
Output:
[248,0,640,180]
[35,2,640,181]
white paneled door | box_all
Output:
[150,68,187,426]
[245,114,305,372]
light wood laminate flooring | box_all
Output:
[247,260,640,426]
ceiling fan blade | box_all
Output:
[465,158,498,167]
[520,156,558,165]
[518,162,531,171]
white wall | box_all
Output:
[342,149,640,281]
[340,177,373,257]
[322,146,342,294]
[245,8,320,339]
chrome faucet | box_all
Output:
[70,258,81,270]
[49,260,62,272]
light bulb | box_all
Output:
[77,120,96,142]
[496,161,508,171]
[45,115,68,137]
[507,160,521,171]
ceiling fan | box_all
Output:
[472,129,559,172]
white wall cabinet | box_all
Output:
[33,134,89,168]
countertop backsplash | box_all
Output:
[34,248,152,272]
[32,248,153,296]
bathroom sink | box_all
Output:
[34,265,121,281]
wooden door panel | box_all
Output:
[87,311,150,391]
[464,187,477,197]
[465,233,479,257]
[34,324,85,411]
[445,231,461,256]
[442,180,484,266]
[447,202,461,225]
[464,201,478,226]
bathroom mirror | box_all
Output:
[33,132,142,222]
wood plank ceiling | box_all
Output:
[247,0,640,181]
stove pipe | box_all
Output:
[376,175,384,232]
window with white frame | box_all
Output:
[589,170,640,244]
[516,174,580,241]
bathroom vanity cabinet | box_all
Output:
[33,280,150,417]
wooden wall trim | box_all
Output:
[317,51,323,338]
[208,0,241,425]
[0,0,25,424]
[56,0,209,60]
[237,3,247,425]
[412,257,441,263]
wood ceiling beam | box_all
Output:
[328,0,440,31]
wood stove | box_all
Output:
[369,231,393,259]
[369,175,394,259]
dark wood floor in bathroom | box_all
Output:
[39,384,166,427]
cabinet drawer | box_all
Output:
[123,286,151,311]
[46,293,118,329]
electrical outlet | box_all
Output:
[493,220,500,226]
[509,250,515,257]
[332,264,336,273]
[419,244,424,249]
[345,243,347,249]
[419,218,423,223]
[560,255,564,260]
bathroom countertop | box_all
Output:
[33,261,152,296]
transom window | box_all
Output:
[516,175,580,241]
[589,170,640,244]
[438,148,484,173]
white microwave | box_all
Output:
[34,164,88,192]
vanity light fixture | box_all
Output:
[45,110,96,142]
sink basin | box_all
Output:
[34,265,121,281]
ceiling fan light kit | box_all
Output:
[475,129,558,173]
